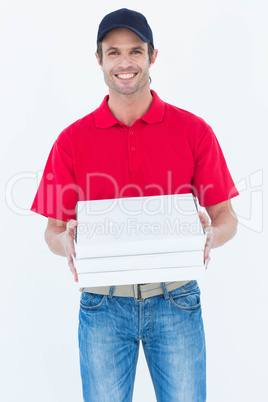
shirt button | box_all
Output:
[131,147,135,151]
[130,131,134,135]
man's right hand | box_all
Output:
[45,218,79,282]
[63,220,78,282]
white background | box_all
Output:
[1,0,267,401]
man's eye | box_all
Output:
[108,51,118,55]
[132,50,141,54]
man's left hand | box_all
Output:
[198,211,214,269]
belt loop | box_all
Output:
[133,284,144,301]
[161,282,169,299]
[133,284,138,300]
[108,286,114,298]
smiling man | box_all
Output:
[99,28,153,95]
[31,8,238,402]
[96,25,158,126]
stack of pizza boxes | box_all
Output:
[74,194,206,287]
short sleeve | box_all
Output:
[30,133,78,222]
[192,126,239,207]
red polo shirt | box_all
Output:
[31,90,238,222]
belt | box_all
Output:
[81,281,190,301]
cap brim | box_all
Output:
[97,24,153,47]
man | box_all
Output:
[31,8,238,401]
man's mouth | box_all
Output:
[115,73,138,80]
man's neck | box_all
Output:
[107,87,153,127]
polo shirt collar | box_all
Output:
[94,95,119,128]
[94,90,165,128]
[140,90,165,124]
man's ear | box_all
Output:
[95,52,102,68]
[149,49,158,67]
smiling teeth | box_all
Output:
[117,74,136,79]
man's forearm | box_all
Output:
[44,220,67,257]
[210,208,238,249]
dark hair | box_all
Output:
[96,42,154,65]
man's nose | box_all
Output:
[118,53,132,68]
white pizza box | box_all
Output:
[75,193,206,258]
[76,250,203,274]
[74,193,206,287]
[75,251,205,287]
[76,265,206,288]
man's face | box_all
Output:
[96,27,157,96]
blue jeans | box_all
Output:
[78,280,206,401]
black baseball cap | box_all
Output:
[97,8,154,49]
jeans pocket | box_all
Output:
[80,292,106,310]
[169,282,201,311]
